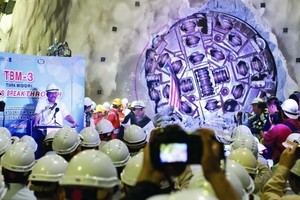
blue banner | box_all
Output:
[0,52,85,136]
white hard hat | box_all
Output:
[146,194,169,200]
[232,125,252,139]
[168,188,218,200]
[228,148,258,175]
[52,127,81,155]
[0,134,11,155]
[10,136,20,144]
[131,100,145,108]
[20,135,38,152]
[188,169,215,196]
[91,101,96,110]
[122,98,129,106]
[96,119,114,134]
[251,97,263,105]
[226,171,248,200]
[225,159,255,194]
[59,150,119,188]
[123,125,147,148]
[101,139,130,167]
[232,136,258,159]
[120,152,143,186]
[44,130,58,142]
[79,127,100,147]
[103,102,111,110]
[46,83,59,92]
[291,159,300,176]
[281,99,299,119]
[0,127,11,138]
[1,142,35,172]
[84,97,93,107]
[29,154,68,182]
[282,133,300,148]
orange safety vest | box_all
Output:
[107,109,120,130]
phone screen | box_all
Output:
[159,143,188,163]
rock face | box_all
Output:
[0,0,299,105]
[0,0,72,54]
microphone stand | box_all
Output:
[53,108,61,126]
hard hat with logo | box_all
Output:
[79,127,101,148]
[1,142,35,172]
[251,97,263,105]
[46,83,59,92]
[59,150,119,188]
[0,134,11,156]
[123,125,147,149]
[101,139,130,167]
[281,99,299,119]
[120,152,143,186]
[225,159,255,194]
[112,98,122,106]
[20,135,38,152]
[84,97,93,107]
[231,125,252,139]
[231,136,258,159]
[52,127,81,155]
[96,119,114,134]
[226,171,248,200]
[29,154,68,182]
[0,127,11,138]
[282,133,300,148]
[227,148,258,175]
[131,100,145,108]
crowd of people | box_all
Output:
[0,86,299,199]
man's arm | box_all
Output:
[199,128,240,200]
[33,114,41,127]
[261,143,298,200]
[65,115,78,127]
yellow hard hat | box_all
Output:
[95,104,106,113]
[112,98,122,106]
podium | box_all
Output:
[36,125,62,136]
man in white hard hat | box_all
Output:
[129,100,155,141]
[33,83,78,159]
[33,83,78,127]
[84,97,95,128]
[281,99,300,133]
[1,142,36,200]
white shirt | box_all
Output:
[3,183,36,200]
[35,99,70,126]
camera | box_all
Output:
[292,140,300,159]
[150,125,203,170]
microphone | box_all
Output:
[49,103,57,111]
[53,107,60,119]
